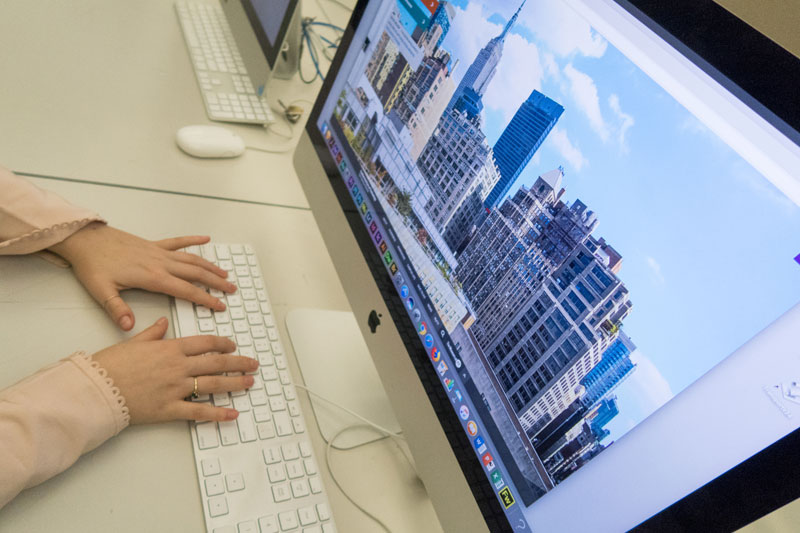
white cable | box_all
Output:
[294,383,403,439]
[244,144,294,154]
[326,424,394,533]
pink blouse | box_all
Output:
[0,166,130,508]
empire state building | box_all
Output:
[449,0,527,107]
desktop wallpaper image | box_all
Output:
[326,0,800,505]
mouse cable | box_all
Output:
[293,382,423,532]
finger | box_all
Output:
[178,335,236,356]
[128,317,169,342]
[176,401,240,422]
[152,276,227,311]
[155,235,211,251]
[194,373,254,395]
[167,261,236,294]
[171,250,229,280]
[102,291,136,331]
[188,353,259,376]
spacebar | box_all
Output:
[175,298,198,337]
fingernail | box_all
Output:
[244,375,255,387]
[226,410,239,420]
[226,283,237,293]
[156,316,168,326]
[216,299,226,310]
[249,359,259,371]
[119,316,133,330]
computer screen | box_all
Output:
[238,0,299,69]
[299,0,800,530]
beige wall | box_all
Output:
[715,0,800,58]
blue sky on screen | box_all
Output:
[436,0,800,441]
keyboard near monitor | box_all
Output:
[175,0,276,125]
[172,243,335,533]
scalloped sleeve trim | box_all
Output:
[68,352,130,433]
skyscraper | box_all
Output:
[448,0,526,106]
[485,90,564,208]
[580,331,637,408]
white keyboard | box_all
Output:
[175,0,276,125]
[173,243,336,533]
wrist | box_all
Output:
[48,221,107,262]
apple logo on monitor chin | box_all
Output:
[368,310,382,333]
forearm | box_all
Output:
[0,166,104,257]
[0,353,129,509]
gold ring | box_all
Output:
[102,294,121,311]
[191,377,199,399]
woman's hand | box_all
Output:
[91,317,258,424]
[49,222,236,331]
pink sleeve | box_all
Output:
[0,166,105,256]
[0,352,130,509]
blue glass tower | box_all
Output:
[485,90,564,208]
[580,331,636,408]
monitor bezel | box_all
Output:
[239,0,300,69]
[302,0,800,530]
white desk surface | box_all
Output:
[0,178,441,532]
[0,0,351,208]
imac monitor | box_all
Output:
[294,0,800,531]
[221,0,302,91]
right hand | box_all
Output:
[91,317,258,424]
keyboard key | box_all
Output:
[265,381,282,396]
[205,476,225,496]
[232,395,251,412]
[249,388,268,406]
[233,320,249,333]
[247,313,262,326]
[299,441,313,458]
[237,413,257,442]
[273,412,292,436]
[288,401,301,417]
[258,515,279,533]
[278,511,298,531]
[219,420,239,445]
[236,333,253,346]
[309,476,323,494]
[304,458,318,475]
[286,461,304,480]
[230,307,245,320]
[291,479,310,498]
[281,443,300,461]
[213,527,235,533]
[316,503,331,522]
[269,396,286,412]
[253,405,271,422]
[257,422,275,440]
[217,324,234,337]
[263,446,282,465]
[272,484,291,503]
[213,393,231,407]
[267,464,286,483]
[198,318,215,332]
[298,506,317,527]
[225,473,245,492]
[201,457,221,476]
[237,521,257,533]
[208,495,229,517]
[292,418,305,434]
[244,300,260,313]
[196,420,221,449]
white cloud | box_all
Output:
[521,0,607,58]
[645,256,665,284]
[608,94,635,153]
[627,349,674,416]
[546,126,587,172]
[563,63,609,142]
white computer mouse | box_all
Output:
[176,125,246,158]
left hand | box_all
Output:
[49,222,236,331]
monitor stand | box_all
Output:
[285,308,402,449]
